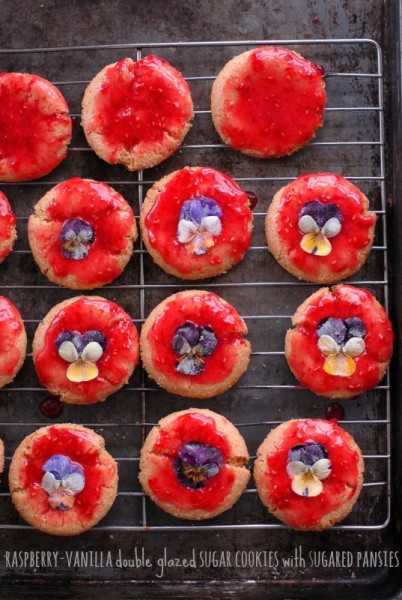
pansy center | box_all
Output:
[174,442,224,489]
[60,218,95,260]
[171,321,217,376]
[298,200,343,257]
[177,197,222,255]
[55,329,107,382]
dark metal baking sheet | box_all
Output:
[0,0,401,598]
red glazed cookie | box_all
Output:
[139,408,250,520]
[285,285,394,399]
[265,173,376,283]
[254,419,364,530]
[140,290,251,399]
[33,296,140,405]
[0,191,17,263]
[0,438,4,475]
[9,424,118,535]
[28,177,137,290]
[211,46,326,158]
[0,72,72,182]
[140,166,253,279]
[81,56,194,171]
[0,296,27,389]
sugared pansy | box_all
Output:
[41,454,85,510]
[171,321,217,375]
[55,329,107,382]
[177,198,222,255]
[60,218,95,260]
[298,201,343,256]
[316,317,366,377]
[286,442,331,497]
[174,442,224,489]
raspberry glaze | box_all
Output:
[260,419,361,529]
[0,296,26,379]
[270,173,376,279]
[142,167,253,278]
[28,177,135,288]
[213,46,326,157]
[145,291,248,387]
[0,73,72,181]
[286,285,394,396]
[147,412,235,512]
[19,426,116,523]
[34,297,139,403]
[0,191,16,261]
[84,56,193,166]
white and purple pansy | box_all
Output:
[298,200,343,256]
[177,198,223,255]
[171,321,218,376]
[60,218,95,260]
[316,317,366,377]
[55,329,107,383]
[286,442,332,497]
[41,454,85,510]
[174,442,224,489]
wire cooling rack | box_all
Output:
[0,39,390,532]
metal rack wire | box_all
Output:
[0,39,390,532]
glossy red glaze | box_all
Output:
[0,296,25,377]
[217,47,326,157]
[0,73,72,181]
[144,167,252,276]
[148,412,235,512]
[87,56,193,162]
[0,191,16,260]
[20,426,116,520]
[31,178,135,287]
[146,292,248,386]
[273,173,376,276]
[34,297,139,403]
[287,285,394,396]
[263,419,360,529]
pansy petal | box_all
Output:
[286,460,307,478]
[177,219,197,243]
[176,354,205,376]
[81,341,103,363]
[323,353,357,377]
[190,200,203,225]
[48,489,75,511]
[300,232,332,256]
[318,334,340,356]
[62,472,85,494]
[200,215,222,237]
[42,471,60,494]
[291,471,323,497]
[77,226,95,243]
[43,454,72,478]
[322,217,342,238]
[311,458,332,481]
[343,336,366,358]
[58,340,79,363]
[66,359,99,382]
[298,214,320,234]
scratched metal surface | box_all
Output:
[0,1,400,598]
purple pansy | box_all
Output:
[298,200,343,256]
[286,442,332,498]
[60,218,95,260]
[41,454,85,510]
[316,317,366,377]
[177,197,223,255]
[172,321,218,376]
[174,442,224,489]
[55,329,107,383]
